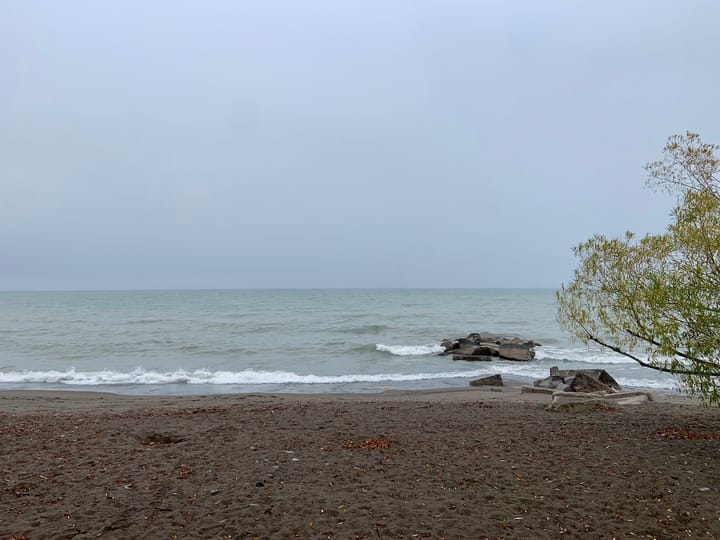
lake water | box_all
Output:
[0,289,678,395]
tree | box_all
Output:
[557,132,720,404]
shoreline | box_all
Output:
[0,369,684,403]
[0,382,699,412]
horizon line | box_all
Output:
[0,286,561,293]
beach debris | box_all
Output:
[593,403,619,413]
[529,367,655,410]
[441,333,537,362]
[131,430,184,446]
[342,437,391,450]
[545,390,654,411]
[469,374,504,387]
[547,398,609,413]
[656,428,720,440]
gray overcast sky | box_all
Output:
[1,1,719,290]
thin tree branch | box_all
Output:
[583,331,717,376]
[622,328,720,369]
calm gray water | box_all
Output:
[0,289,678,395]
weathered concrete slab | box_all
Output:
[547,391,653,411]
[469,374,503,387]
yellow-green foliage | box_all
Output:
[557,132,720,405]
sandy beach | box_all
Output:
[1,386,720,539]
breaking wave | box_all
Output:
[0,365,676,391]
[376,343,445,356]
[0,367,485,386]
[535,346,635,364]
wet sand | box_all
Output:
[1,385,719,539]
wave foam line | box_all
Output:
[534,346,636,364]
[0,367,491,386]
[0,367,677,390]
[376,343,444,356]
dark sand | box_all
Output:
[1,386,720,539]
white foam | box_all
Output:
[535,346,635,364]
[0,366,679,391]
[376,343,445,356]
[0,367,492,386]
[482,362,553,380]
[615,376,675,390]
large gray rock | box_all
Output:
[560,369,621,392]
[441,333,537,362]
[499,343,535,361]
[452,353,493,361]
[534,367,622,393]
[567,373,613,393]
[451,344,498,360]
[472,344,500,356]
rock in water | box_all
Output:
[453,353,493,361]
[471,344,500,357]
[442,333,537,362]
[498,343,535,361]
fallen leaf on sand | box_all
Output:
[343,437,391,450]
